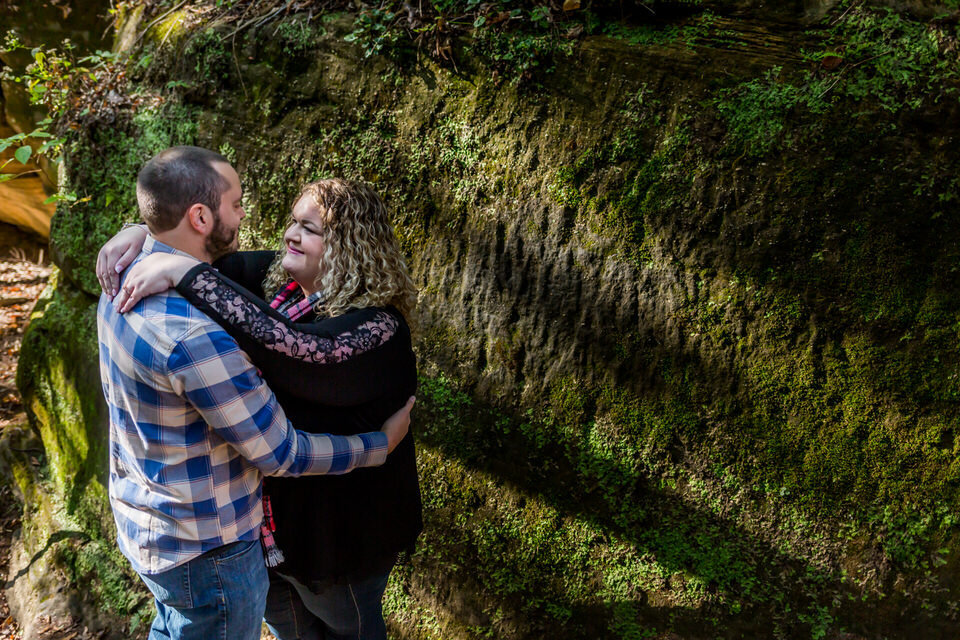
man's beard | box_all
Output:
[205,210,238,261]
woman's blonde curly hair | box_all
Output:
[264,178,418,319]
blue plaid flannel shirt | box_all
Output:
[97,236,388,575]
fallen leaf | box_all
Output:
[488,10,511,25]
[563,0,580,11]
[820,55,843,71]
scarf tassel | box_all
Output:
[260,495,285,567]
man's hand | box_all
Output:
[114,253,200,313]
[382,396,415,453]
[97,224,148,299]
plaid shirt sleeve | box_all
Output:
[167,322,388,476]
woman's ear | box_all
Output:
[186,204,211,234]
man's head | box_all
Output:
[136,146,244,262]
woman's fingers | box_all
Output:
[117,274,151,313]
[98,245,131,299]
[115,264,147,313]
[106,260,122,299]
[98,224,149,298]
[382,396,416,453]
[107,246,139,300]
[118,284,137,313]
[97,247,117,299]
[116,244,140,276]
[113,282,132,312]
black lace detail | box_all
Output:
[187,269,398,362]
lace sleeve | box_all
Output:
[180,267,399,363]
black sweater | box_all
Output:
[176,251,422,584]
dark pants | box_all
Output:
[264,568,392,640]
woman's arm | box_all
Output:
[177,264,404,406]
[113,253,200,312]
[96,223,274,299]
[211,251,276,298]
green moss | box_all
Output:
[409,371,911,636]
[547,89,686,264]
[144,9,192,48]
[9,279,150,632]
[547,166,581,209]
[51,102,199,295]
[58,538,151,630]
[412,273,960,630]
[17,273,105,511]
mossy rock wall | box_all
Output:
[13,1,960,638]
[10,272,152,637]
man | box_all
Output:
[96,146,413,640]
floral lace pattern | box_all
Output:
[186,269,398,362]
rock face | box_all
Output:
[10,1,960,638]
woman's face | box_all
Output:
[282,195,326,294]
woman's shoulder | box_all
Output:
[320,305,408,334]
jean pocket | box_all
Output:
[139,563,193,609]
[213,539,259,564]
[214,539,268,617]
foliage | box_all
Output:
[344,7,403,58]
[0,120,58,183]
[0,30,145,184]
[715,4,960,155]
[467,27,574,85]
[183,27,231,88]
[598,9,723,47]
[273,15,325,56]
[714,66,829,156]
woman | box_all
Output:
[100,179,422,640]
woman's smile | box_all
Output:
[281,195,326,293]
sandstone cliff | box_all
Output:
[7,0,960,637]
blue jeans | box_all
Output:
[264,569,392,640]
[137,539,269,640]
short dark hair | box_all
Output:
[136,146,231,232]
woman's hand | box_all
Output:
[381,396,416,453]
[113,253,200,313]
[97,224,148,299]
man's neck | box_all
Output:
[151,230,212,263]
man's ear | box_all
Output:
[186,204,211,234]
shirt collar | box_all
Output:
[142,235,205,260]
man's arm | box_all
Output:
[167,323,411,476]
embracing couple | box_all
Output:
[96,146,423,640]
